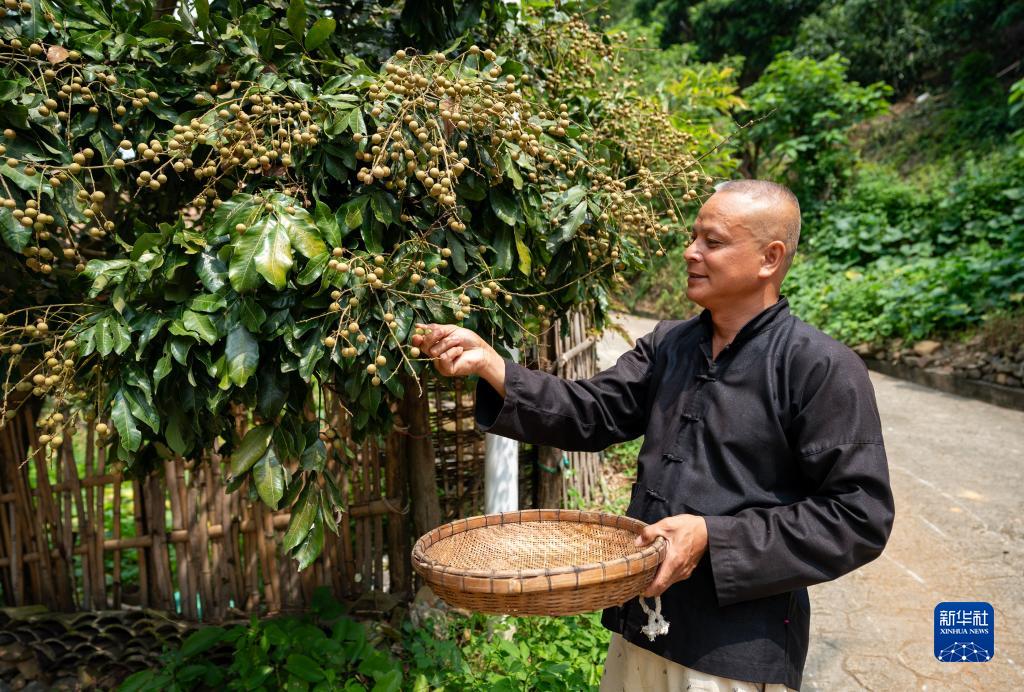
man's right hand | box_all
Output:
[412,323,507,397]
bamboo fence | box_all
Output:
[0,311,602,619]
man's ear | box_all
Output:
[759,240,786,278]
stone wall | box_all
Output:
[854,336,1024,390]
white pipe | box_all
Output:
[484,347,519,514]
[484,433,519,513]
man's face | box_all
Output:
[683,192,769,309]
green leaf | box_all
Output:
[182,310,219,345]
[169,337,192,365]
[124,387,159,434]
[83,259,131,298]
[111,389,142,452]
[514,227,532,276]
[226,324,259,386]
[229,216,294,292]
[445,231,468,273]
[154,352,172,387]
[130,232,164,262]
[180,626,226,658]
[557,199,587,246]
[166,409,192,456]
[228,223,264,293]
[230,424,274,477]
[0,208,31,252]
[315,200,342,247]
[239,297,267,332]
[298,333,322,381]
[197,251,228,293]
[280,208,327,259]
[0,162,54,196]
[341,196,367,230]
[369,191,398,226]
[299,439,326,472]
[207,193,260,238]
[253,447,286,508]
[348,108,365,135]
[257,218,294,289]
[362,221,384,255]
[490,188,520,226]
[279,468,304,508]
[493,224,512,275]
[282,484,317,551]
[189,293,227,313]
[286,0,306,42]
[294,508,324,570]
[372,669,401,692]
[0,81,19,101]
[95,317,114,357]
[296,252,328,286]
[194,0,210,30]
[141,18,192,40]
[305,17,335,51]
[285,653,325,682]
[257,364,287,419]
[287,79,314,100]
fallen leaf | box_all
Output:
[47,46,69,64]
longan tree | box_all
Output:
[0,0,709,565]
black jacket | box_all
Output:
[475,298,895,689]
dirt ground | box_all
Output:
[597,313,1024,691]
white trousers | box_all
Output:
[600,633,797,692]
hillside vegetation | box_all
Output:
[615,0,1024,350]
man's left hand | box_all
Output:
[634,514,709,597]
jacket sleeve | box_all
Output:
[703,346,895,607]
[474,325,659,453]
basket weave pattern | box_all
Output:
[412,509,666,616]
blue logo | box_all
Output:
[934,602,994,662]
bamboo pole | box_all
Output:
[145,473,174,611]
[400,374,441,540]
[131,478,148,607]
[165,458,191,618]
[0,472,15,603]
[0,451,22,604]
[374,438,384,591]
[63,442,97,609]
[94,427,110,608]
[188,462,212,618]
[225,470,244,613]
[262,499,281,612]
[180,460,200,618]
[206,460,225,619]
[338,451,356,598]
[253,502,272,611]
[111,443,122,608]
[385,428,410,597]
[12,418,56,607]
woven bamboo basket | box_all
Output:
[411,509,667,616]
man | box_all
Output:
[411,180,895,691]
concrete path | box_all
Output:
[598,313,1024,691]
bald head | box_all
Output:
[714,180,801,274]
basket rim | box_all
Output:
[411,509,665,589]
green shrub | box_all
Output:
[120,589,402,691]
[655,0,825,84]
[786,241,1024,345]
[792,0,939,94]
[806,146,1024,266]
[738,52,891,203]
[625,140,1024,348]
[405,611,609,691]
[119,587,613,691]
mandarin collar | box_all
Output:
[698,297,790,347]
